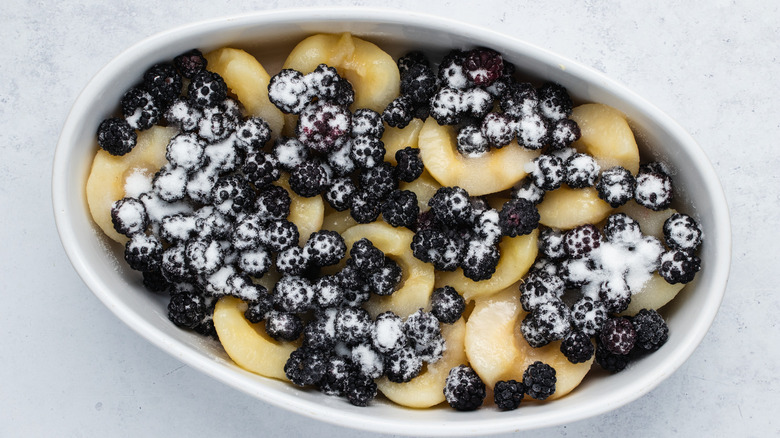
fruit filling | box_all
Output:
[86,33,703,411]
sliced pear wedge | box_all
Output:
[382,118,424,164]
[571,103,640,175]
[614,200,677,241]
[399,170,441,212]
[275,173,324,245]
[537,186,613,230]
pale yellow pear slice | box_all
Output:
[377,318,467,408]
[435,230,539,301]
[204,48,285,138]
[399,170,441,212]
[465,286,593,400]
[382,118,424,164]
[283,33,400,113]
[213,296,298,381]
[275,173,324,245]
[320,208,357,235]
[417,118,540,196]
[614,200,677,241]
[537,186,613,230]
[86,126,177,243]
[621,273,685,316]
[340,222,435,319]
[571,103,640,175]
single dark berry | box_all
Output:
[289,160,330,197]
[631,309,669,353]
[167,292,206,329]
[166,133,205,172]
[268,69,311,114]
[371,311,407,354]
[663,213,703,251]
[383,95,415,128]
[276,245,310,276]
[500,82,538,117]
[635,171,673,211]
[460,239,500,281]
[305,63,354,106]
[659,249,701,284]
[522,361,556,400]
[211,174,255,217]
[255,185,291,222]
[428,186,473,228]
[401,62,438,104]
[186,238,223,275]
[273,275,314,313]
[324,177,357,212]
[360,162,398,200]
[600,317,636,355]
[319,354,353,397]
[367,257,403,296]
[344,371,378,407]
[394,147,424,183]
[273,137,309,171]
[143,63,182,109]
[238,246,272,278]
[97,118,137,156]
[529,154,565,191]
[384,346,423,383]
[462,87,493,119]
[519,270,565,312]
[456,124,489,157]
[550,118,581,149]
[188,70,227,108]
[242,151,280,188]
[142,269,170,294]
[463,48,504,86]
[515,110,551,150]
[173,49,207,79]
[537,82,573,120]
[570,296,608,337]
[565,153,600,188]
[397,50,430,76]
[111,197,148,237]
[285,346,328,387]
[121,87,160,130]
[598,276,632,313]
[472,209,502,245]
[481,112,515,148]
[444,365,486,411]
[335,306,373,345]
[235,117,272,152]
[603,213,643,246]
[350,190,381,224]
[165,98,202,132]
[194,206,231,240]
[511,178,546,205]
[297,100,351,153]
[437,49,469,89]
[381,190,419,228]
[560,330,595,364]
[429,87,465,125]
[521,300,571,347]
[350,135,386,169]
[349,238,385,274]
[595,340,631,373]
[260,220,300,252]
[265,310,305,341]
[539,227,566,260]
[499,198,540,237]
[244,291,274,323]
[404,309,442,352]
[124,233,163,272]
[304,230,346,267]
[494,380,525,411]
[350,108,384,138]
[564,224,602,259]
[430,286,465,324]
[597,166,636,208]
[411,228,463,271]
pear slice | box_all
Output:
[614,200,677,241]
[204,48,285,138]
[465,286,593,400]
[283,33,400,113]
[275,173,324,245]
[571,103,640,175]
[377,318,466,408]
[621,273,685,316]
[382,118,424,164]
[537,186,613,230]
[320,208,357,235]
[399,170,441,212]
[435,230,539,301]
[213,296,298,381]
[417,118,540,196]
[86,125,177,243]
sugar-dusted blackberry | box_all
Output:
[197,103,238,143]
[264,310,305,341]
[595,340,630,373]
[564,224,602,259]
[599,275,632,313]
[350,190,381,224]
[244,289,274,323]
[444,365,486,411]
[152,165,188,202]
[524,299,571,345]
[520,317,552,349]
[238,246,272,278]
[320,177,354,212]
[351,343,385,379]
[272,275,314,313]
[538,227,566,261]
[267,69,310,114]
[285,346,328,387]
[414,209,441,233]
[473,209,502,245]
[121,87,160,130]
[631,309,669,353]
[165,133,205,173]
[383,95,415,129]
[305,63,354,106]
[124,233,163,272]
[462,87,494,119]
[186,238,223,275]
[417,331,446,363]
[302,308,339,350]
[519,270,565,312]
[229,272,265,302]
[394,147,424,183]
[384,345,423,383]
[187,168,218,205]
[381,189,419,229]
[550,118,581,150]
[565,153,600,188]
[161,243,191,283]
[481,112,515,148]
[635,171,673,211]
[234,117,271,153]
[350,135,385,169]
[349,238,384,274]
[659,249,701,284]
[463,48,504,86]
[297,100,351,153]
[348,108,383,138]
[537,82,573,121]
[516,111,551,150]
[344,370,378,407]
[335,306,373,345]
[560,330,595,364]
[428,186,472,227]
[404,309,441,352]
[143,63,182,109]
[188,70,226,109]
[371,311,407,354]
[111,197,148,237]
[173,49,207,79]
[600,317,636,355]
[663,213,703,251]
[336,260,371,305]
[304,230,346,267]
[193,206,230,240]
[500,82,538,118]
[456,124,489,157]
[429,87,465,125]
[360,162,398,200]
[203,137,240,176]
[532,257,560,278]
[273,137,309,171]
[242,152,280,188]
[326,139,356,176]
[260,219,300,252]
[165,98,202,133]
[494,380,525,411]
[603,213,642,247]
[430,286,465,324]
[401,62,438,104]
[289,160,330,197]
[97,118,137,156]
[367,257,403,296]
[231,214,262,251]
[511,178,546,205]
[276,245,310,276]
[398,50,430,76]
[499,198,540,237]
[461,239,500,281]
[167,292,206,329]
[211,174,255,217]
[411,228,463,271]
[522,361,557,400]
[529,154,565,191]
[252,185,289,223]
[311,277,341,309]
[570,296,607,337]
[597,166,636,208]
[319,354,353,396]
[437,49,469,90]
[140,270,170,295]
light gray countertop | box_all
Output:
[2,0,778,436]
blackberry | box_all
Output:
[304,230,346,267]
[456,124,489,157]
[460,239,500,281]
[560,330,595,364]
[344,371,378,407]
[522,361,557,400]
[416,332,446,363]
[153,165,188,202]
[211,174,255,217]
[319,355,353,396]
[599,276,632,313]
[597,166,636,208]
[437,50,469,90]
[499,198,540,237]
[519,270,565,312]
[276,245,309,276]
[430,286,465,324]
[260,220,299,252]
[360,162,398,200]
[289,160,330,197]
[367,257,403,296]
[663,213,703,251]
[383,95,415,128]
[244,291,274,323]
[429,87,465,125]
[564,224,602,259]
[268,69,311,114]
[550,118,581,149]
[186,238,223,275]
[565,153,600,188]
[521,300,571,347]
[428,186,472,227]
[351,108,384,138]
[494,380,525,411]
[603,213,643,246]
[173,49,207,79]
[411,228,463,271]
[659,249,701,284]
[273,137,309,171]
[303,308,339,349]
[320,178,353,212]
[335,306,373,345]
[397,51,430,76]
[415,209,441,232]
[635,171,673,211]
[349,190,381,224]
[124,233,163,272]
[305,64,354,106]
[327,140,356,176]
[238,247,272,278]
[166,133,205,172]
[160,214,197,243]
[231,214,262,250]
[188,70,227,108]
[273,275,314,313]
[500,82,538,117]
[570,296,607,337]
[194,206,231,240]
[600,317,636,355]
[462,87,493,119]
[141,270,170,294]
[516,111,551,150]
[111,197,148,237]
[161,244,191,283]
[121,87,160,130]
[242,152,280,188]
[350,135,385,169]
[539,227,566,260]
[595,340,630,373]
[235,117,271,152]
[463,48,504,86]
[349,238,385,273]
[312,276,343,309]
[394,147,424,182]
[143,63,182,109]
[511,178,546,205]
[529,154,565,191]
[230,275,264,302]
[165,98,202,133]
[631,309,669,353]
[202,134,240,174]
[350,344,385,379]
[264,310,305,341]
[285,346,328,387]
[473,209,502,245]
[381,190,419,228]
[384,346,423,383]
[197,102,239,143]
[255,185,291,222]
[400,62,437,104]
[297,100,351,153]
[97,118,136,156]
[444,365,486,411]
[167,292,206,329]
[481,112,515,148]
[371,311,407,354]
[404,309,441,353]
[537,82,573,121]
